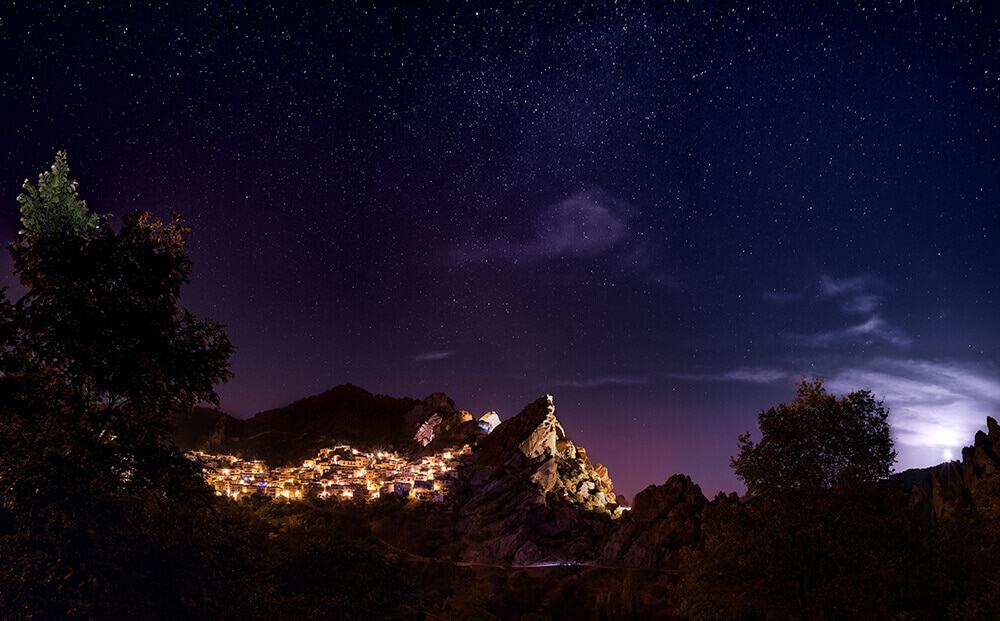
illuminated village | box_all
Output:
[188,444,471,503]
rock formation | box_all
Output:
[446,395,622,564]
[601,474,707,569]
[405,392,484,454]
[906,416,1000,522]
[471,395,619,513]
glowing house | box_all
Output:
[478,411,501,433]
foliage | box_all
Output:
[732,379,896,496]
[679,380,926,620]
[0,153,243,618]
[257,508,418,621]
[1,152,420,619]
[16,150,100,237]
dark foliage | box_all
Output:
[731,379,896,496]
[0,152,246,618]
[0,153,413,619]
[677,380,1000,620]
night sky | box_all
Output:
[2,2,998,498]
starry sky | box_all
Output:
[2,2,999,498]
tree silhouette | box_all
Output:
[732,378,896,496]
[680,380,912,620]
[0,152,242,618]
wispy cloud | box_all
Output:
[453,188,635,263]
[827,358,1000,456]
[840,294,882,314]
[786,315,911,348]
[667,366,793,384]
[818,274,880,297]
[554,375,648,389]
[769,273,905,349]
[414,351,453,362]
[818,273,885,314]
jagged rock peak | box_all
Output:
[474,395,564,467]
[470,395,618,513]
[912,416,1000,523]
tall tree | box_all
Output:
[0,152,243,619]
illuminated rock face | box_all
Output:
[443,395,624,565]
[472,395,618,513]
[478,411,501,433]
[406,393,487,453]
[414,413,442,447]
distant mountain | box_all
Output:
[172,383,485,465]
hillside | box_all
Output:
[172,384,490,466]
[173,384,422,465]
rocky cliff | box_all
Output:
[906,416,1000,522]
[174,385,493,465]
[440,395,623,564]
[470,395,620,513]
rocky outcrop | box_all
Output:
[447,396,623,564]
[406,392,484,454]
[472,395,620,513]
[906,416,1000,523]
[601,474,707,569]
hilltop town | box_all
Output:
[188,443,472,504]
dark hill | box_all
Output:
[172,384,421,465]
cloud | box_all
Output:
[817,273,885,314]
[818,274,880,297]
[767,274,904,348]
[827,358,1000,456]
[414,351,452,362]
[840,294,882,314]
[785,314,911,348]
[765,274,886,315]
[454,188,635,263]
[667,366,792,384]
[554,375,648,389]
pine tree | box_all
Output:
[16,150,100,237]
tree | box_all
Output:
[679,380,914,620]
[0,152,246,619]
[732,378,896,496]
[16,150,100,237]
